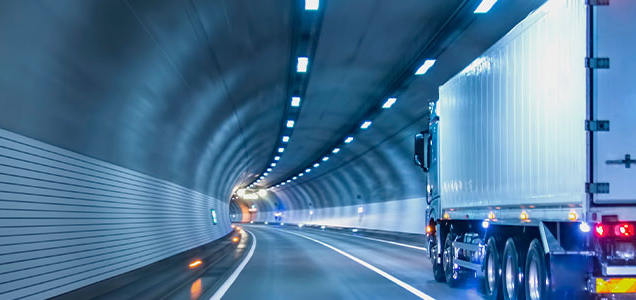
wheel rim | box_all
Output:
[527,259,540,300]
[505,255,515,298]
[444,240,452,273]
[486,251,496,292]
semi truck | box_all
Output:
[414,0,636,299]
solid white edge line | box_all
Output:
[349,234,427,252]
[209,230,257,300]
[280,230,436,300]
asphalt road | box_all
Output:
[221,225,483,300]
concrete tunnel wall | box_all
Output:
[0,0,292,298]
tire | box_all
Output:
[443,234,461,287]
[502,238,524,300]
[525,239,549,300]
[484,237,502,300]
[428,231,445,282]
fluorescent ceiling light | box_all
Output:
[291,97,301,107]
[322,156,329,162]
[281,182,286,185]
[382,98,397,109]
[297,57,308,73]
[305,168,311,173]
[415,59,436,75]
[286,120,295,128]
[293,176,297,180]
[282,136,290,143]
[271,163,277,167]
[287,179,291,183]
[332,148,340,154]
[474,0,498,13]
[274,156,280,161]
[360,121,372,129]
[278,147,285,153]
[267,168,272,172]
[299,173,304,177]
[305,0,319,10]
[263,172,268,176]
[313,163,320,168]
[344,136,354,143]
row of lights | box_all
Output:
[240,0,499,196]
[241,0,322,194]
[268,65,433,190]
[266,0,500,191]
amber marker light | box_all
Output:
[189,260,202,268]
[488,212,496,220]
[568,211,578,221]
[520,212,528,221]
[232,236,240,243]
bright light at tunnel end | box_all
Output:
[474,0,498,13]
[415,59,436,75]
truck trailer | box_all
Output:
[414,0,636,299]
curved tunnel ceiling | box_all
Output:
[0,0,545,214]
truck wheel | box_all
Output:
[502,238,524,300]
[484,237,502,300]
[525,239,548,300]
[443,234,461,287]
[432,253,446,282]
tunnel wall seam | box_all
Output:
[0,127,231,299]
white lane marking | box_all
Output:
[348,234,427,252]
[280,230,436,300]
[209,230,257,300]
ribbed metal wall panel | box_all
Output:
[0,128,231,299]
[438,0,586,211]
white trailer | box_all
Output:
[414,0,636,298]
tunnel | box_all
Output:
[2,0,636,299]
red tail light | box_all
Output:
[594,223,635,238]
[615,224,634,237]
[596,224,607,237]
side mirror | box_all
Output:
[414,132,429,172]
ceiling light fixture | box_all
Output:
[305,0,319,10]
[382,98,397,109]
[291,97,301,107]
[474,0,498,13]
[415,59,436,75]
[297,57,308,73]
